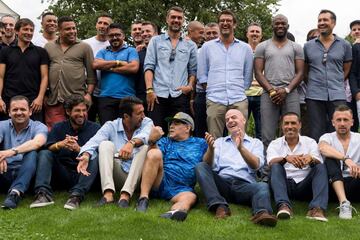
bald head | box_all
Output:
[272,14,288,25]
[225,109,246,134]
[187,21,205,46]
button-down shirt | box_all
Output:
[45,39,96,105]
[0,119,48,166]
[197,38,253,105]
[79,117,153,173]
[144,32,197,98]
[304,35,352,101]
[267,135,322,183]
[212,134,264,183]
[319,132,360,178]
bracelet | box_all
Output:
[116,60,120,66]
[146,88,154,94]
[55,142,59,150]
[129,139,136,147]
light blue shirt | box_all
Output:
[144,32,197,98]
[212,134,264,183]
[0,119,48,166]
[197,38,253,105]
[79,117,153,172]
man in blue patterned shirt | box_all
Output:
[135,112,207,221]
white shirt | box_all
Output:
[33,35,49,48]
[319,131,360,177]
[267,135,322,183]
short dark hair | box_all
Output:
[334,105,353,116]
[0,22,4,29]
[167,6,184,17]
[218,10,237,24]
[119,96,143,118]
[205,22,219,28]
[109,23,124,32]
[281,112,301,123]
[319,9,336,22]
[9,95,30,108]
[15,18,34,31]
[97,13,112,21]
[350,20,360,30]
[63,95,88,111]
[287,32,295,41]
[142,21,158,34]
[306,28,319,41]
[41,12,56,20]
[58,16,74,29]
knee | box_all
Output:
[99,141,115,152]
[270,163,284,175]
[23,150,38,163]
[37,150,53,162]
[254,182,270,197]
[314,163,327,174]
[146,148,162,162]
[195,162,210,175]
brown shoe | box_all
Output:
[215,205,231,219]
[277,204,293,219]
[306,207,328,222]
[251,211,277,227]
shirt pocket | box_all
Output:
[158,47,170,60]
[177,48,189,61]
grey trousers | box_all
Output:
[98,141,148,196]
[261,91,300,148]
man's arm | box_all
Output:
[243,46,254,89]
[287,58,304,91]
[254,58,273,92]
[111,60,139,74]
[0,63,6,113]
[343,61,352,81]
[202,132,215,165]
[318,141,345,160]
[239,145,260,170]
[31,64,48,113]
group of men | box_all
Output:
[0,6,360,228]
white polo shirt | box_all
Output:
[267,135,322,183]
[319,131,360,177]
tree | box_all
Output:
[45,0,279,41]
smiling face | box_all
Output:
[108,27,124,49]
[166,10,184,33]
[332,110,353,136]
[282,114,301,141]
[42,14,58,34]
[59,21,77,45]
[67,102,88,127]
[219,14,236,38]
[16,24,34,44]
[225,109,246,135]
[2,16,15,39]
[96,16,112,36]
[131,23,142,45]
[141,24,156,46]
[272,16,289,39]
[9,99,31,126]
[318,12,336,37]
[247,25,262,45]
[205,25,219,41]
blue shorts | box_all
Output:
[150,172,194,200]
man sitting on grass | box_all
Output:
[135,112,207,221]
[268,112,328,222]
[0,95,47,209]
[78,96,153,208]
[319,105,360,219]
[196,109,277,227]
[30,95,100,210]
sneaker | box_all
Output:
[306,207,328,222]
[96,197,115,207]
[337,200,357,220]
[135,197,149,212]
[117,199,129,208]
[251,211,277,227]
[30,192,54,208]
[215,205,231,219]
[160,209,188,221]
[277,203,292,219]
[2,191,21,209]
[64,196,81,210]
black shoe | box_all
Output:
[30,192,54,208]
[160,209,188,221]
[64,195,81,210]
[117,199,129,208]
[135,197,149,212]
[2,191,21,209]
[96,197,115,207]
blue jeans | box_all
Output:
[269,163,328,210]
[0,151,37,194]
[34,150,98,199]
[247,96,261,140]
[195,162,273,215]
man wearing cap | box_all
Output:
[135,112,207,221]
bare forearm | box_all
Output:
[14,136,46,154]
[92,59,118,70]
[239,146,260,169]
[203,148,214,165]
[112,62,139,74]
[145,70,154,89]
[319,142,344,160]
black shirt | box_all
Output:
[0,41,49,103]
[46,120,101,167]
[135,47,147,99]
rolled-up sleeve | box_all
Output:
[187,42,197,77]
[197,44,209,84]
[144,37,157,72]
[132,118,154,145]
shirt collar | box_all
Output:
[66,119,88,132]
[9,119,31,131]
[224,134,251,143]
[117,118,125,132]
[55,38,81,45]
[106,43,129,52]
[12,40,35,49]
[164,32,183,41]
[215,37,240,44]
[281,135,303,147]
[315,34,340,43]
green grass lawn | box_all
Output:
[0,191,359,240]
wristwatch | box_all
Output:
[11,148,19,155]
[284,87,290,94]
[129,139,136,147]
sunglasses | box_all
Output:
[169,48,176,62]
[322,50,328,65]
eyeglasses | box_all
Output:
[322,51,328,65]
[169,48,176,62]
[108,33,123,38]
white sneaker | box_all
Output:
[337,200,357,219]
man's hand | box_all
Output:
[147,92,158,112]
[31,96,44,113]
[76,153,90,176]
[0,159,7,174]
[270,88,287,105]
[149,126,164,144]
[0,150,16,162]
[345,158,360,178]
[300,154,313,166]
[84,93,92,105]
[204,132,215,149]
[231,127,245,150]
[118,142,134,160]
[285,155,305,169]
[0,99,6,113]
[176,85,193,95]
[63,135,81,152]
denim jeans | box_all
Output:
[269,163,328,210]
[0,151,37,194]
[34,150,99,199]
[195,162,273,215]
